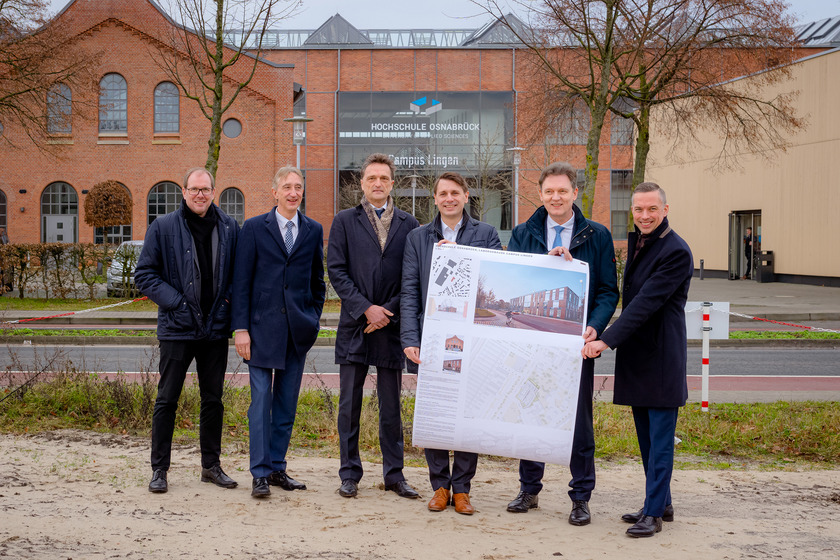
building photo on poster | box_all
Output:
[412,244,590,466]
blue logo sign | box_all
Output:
[410,96,442,116]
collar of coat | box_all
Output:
[431,210,477,240]
[523,204,591,250]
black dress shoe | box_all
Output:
[338,479,358,498]
[507,491,539,513]
[385,480,420,499]
[148,469,168,493]
[200,465,238,489]
[621,504,674,524]
[251,477,270,498]
[267,471,306,491]
[569,500,591,526]
[626,515,662,538]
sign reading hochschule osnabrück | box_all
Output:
[337,91,513,172]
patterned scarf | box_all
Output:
[361,195,394,251]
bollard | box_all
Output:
[699,259,704,280]
[701,302,711,412]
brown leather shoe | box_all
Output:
[453,492,475,515]
[428,487,451,511]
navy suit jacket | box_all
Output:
[231,208,326,369]
[327,204,419,369]
[599,217,693,407]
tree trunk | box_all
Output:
[632,103,651,188]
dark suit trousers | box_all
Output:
[151,339,228,471]
[518,358,595,500]
[338,363,405,485]
[247,343,305,478]
[632,406,678,518]
[425,448,478,494]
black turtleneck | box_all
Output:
[185,203,217,317]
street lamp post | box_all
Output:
[407,174,420,217]
[506,146,525,228]
[283,116,314,169]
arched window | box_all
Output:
[47,84,72,134]
[41,182,78,242]
[99,73,127,132]
[0,189,7,230]
[219,187,244,225]
[94,183,133,244]
[154,82,179,133]
[148,182,182,225]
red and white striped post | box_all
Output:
[701,302,711,412]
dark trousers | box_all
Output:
[247,345,305,478]
[744,252,752,277]
[151,338,228,471]
[425,448,478,494]
[632,406,678,518]
[337,363,405,485]
[518,358,595,501]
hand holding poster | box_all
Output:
[411,244,590,466]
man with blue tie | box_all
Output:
[506,162,619,525]
[232,166,326,498]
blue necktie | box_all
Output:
[284,221,294,253]
[375,208,384,219]
[552,225,565,249]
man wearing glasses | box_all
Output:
[327,153,421,499]
[136,167,240,494]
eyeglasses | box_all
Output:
[185,187,213,196]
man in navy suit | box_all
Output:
[584,182,693,537]
[327,153,420,499]
[232,166,326,498]
[505,162,619,526]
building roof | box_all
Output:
[796,15,840,47]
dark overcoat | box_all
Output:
[599,217,693,407]
[508,204,619,336]
[135,201,238,341]
[400,211,503,350]
[327,204,419,369]
[231,209,326,369]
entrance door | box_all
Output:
[727,211,761,280]
[44,216,77,243]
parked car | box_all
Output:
[106,240,144,297]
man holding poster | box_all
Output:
[506,162,619,526]
[401,172,502,515]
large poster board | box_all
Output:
[411,244,590,466]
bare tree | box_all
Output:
[0,0,97,149]
[83,180,132,245]
[153,0,298,176]
[610,0,803,186]
[480,0,627,218]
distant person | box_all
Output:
[327,153,421,499]
[231,166,326,498]
[743,227,755,279]
[401,171,502,515]
[506,162,619,527]
[583,182,693,538]
[135,167,239,494]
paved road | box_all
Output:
[3,344,838,378]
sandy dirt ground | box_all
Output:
[1,430,839,559]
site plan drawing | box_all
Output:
[412,244,590,465]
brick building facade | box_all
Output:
[0,1,658,246]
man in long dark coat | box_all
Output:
[327,153,420,499]
[583,182,693,538]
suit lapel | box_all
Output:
[382,211,404,252]
[355,206,380,248]
[264,209,289,256]
[293,213,311,256]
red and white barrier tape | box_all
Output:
[727,311,840,333]
[1,297,149,326]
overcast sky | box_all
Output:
[49,0,840,30]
